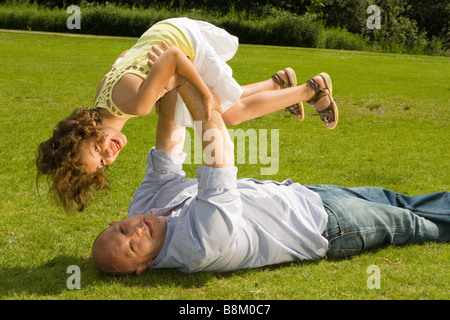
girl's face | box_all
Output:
[79,126,127,173]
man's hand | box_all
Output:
[147,41,170,70]
[148,42,215,121]
[202,92,221,121]
[147,42,181,96]
[147,41,170,59]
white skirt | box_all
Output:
[165,18,243,127]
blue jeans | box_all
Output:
[306,185,450,259]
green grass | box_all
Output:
[0,30,449,300]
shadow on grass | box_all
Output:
[0,254,324,298]
[0,254,254,297]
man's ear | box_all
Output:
[136,260,154,275]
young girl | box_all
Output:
[36,17,337,212]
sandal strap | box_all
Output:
[318,106,335,123]
[286,104,302,116]
[306,78,329,105]
[272,72,301,117]
[272,73,289,89]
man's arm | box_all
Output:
[177,81,234,168]
[155,90,186,155]
[128,89,188,215]
[154,81,234,167]
[162,82,242,273]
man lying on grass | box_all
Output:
[91,80,450,275]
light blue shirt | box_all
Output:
[128,148,329,273]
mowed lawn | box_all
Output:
[0,30,449,300]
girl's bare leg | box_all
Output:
[239,70,289,99]
[222,74,330,126]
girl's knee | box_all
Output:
[222,102,246,125]
[222,110,243,126]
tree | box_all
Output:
[321,0,429,52]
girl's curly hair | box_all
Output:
[36,107,110,213]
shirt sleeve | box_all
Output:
[182,165,243,271]
[144,147,186,186]
[196,165,238,193]
[128,148,188,215]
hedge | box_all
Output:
[0,3,445,55]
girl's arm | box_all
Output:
[130,46,214,120]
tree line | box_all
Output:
[3,0,449,55]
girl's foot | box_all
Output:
[305,73,338,130]
[272,68,304,121]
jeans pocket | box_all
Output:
[323,204,343,240]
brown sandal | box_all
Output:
[272,67,304,121]
[306,72,338,129]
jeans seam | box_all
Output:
[323,204,344,238]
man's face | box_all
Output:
[92,214,167,275]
